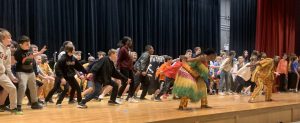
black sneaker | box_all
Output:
[0,105,10,112]
[31,102,43,109]
[77,103,88,109]
[68,100,76,104]
[140,97,148,100]
[17,105,22,111]
[11,108,23,115]
[38,99,45,105]
[108,100,120,105]
[49,99,54,103]
[154,97,162,102]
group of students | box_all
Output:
[0,30,157,115]
[1,27,300,114]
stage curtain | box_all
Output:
[230,0,257,56]
[0,0,220,58]
[255,0,296,57]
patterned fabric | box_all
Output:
[173,61,209,102]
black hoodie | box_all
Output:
[55,54,87,78]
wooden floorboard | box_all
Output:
[1,93,300,123]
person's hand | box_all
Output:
[61,78,67,85]
[142,72,147,76]
[40,46,47,53]
[126,79,132,84]
[11,77,18,83]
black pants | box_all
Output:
[45,77,70,104]
[67,76,82,103]
[235,76,246,93]
[117,69,135,99]
[245,81,256,92]
[157,77,174,98]
[289,72,299,90]
[278,74,287,92]
[82,80,118,104]
[134,74,150,99]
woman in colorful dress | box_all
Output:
[173,49,216,110]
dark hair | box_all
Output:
[291,56,298,61]
[64,44,74,53]
[186,49,192,53]
[164,56,172,62]
[18,35,30,44]
[203,48,216,55]
[194,47,201,52]
[229,51,236,57]
[0,28,9,42]
[97,51,106,56]
[11,41,18,48]
[179,55,187,62]
[145,45,153,51]
[59,41,72,52]
[121,36,132,46]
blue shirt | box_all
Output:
[291,61,299,73]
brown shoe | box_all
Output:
[248,98,255,103]
[201,105,212,109]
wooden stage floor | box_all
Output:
[1,93,300,123]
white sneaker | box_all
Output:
[56,104,62,108]
[98,95,104,100]
[219,92,226,96]
[116,98,123,104]
[128,98,139,103]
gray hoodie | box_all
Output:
[0,42,15,79]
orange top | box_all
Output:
[155,62,171,81]
[276,59,288,75]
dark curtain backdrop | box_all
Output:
[0,0,220,59]
[296,0,300,55]
[230,0,256,56]
[255,0,296,57]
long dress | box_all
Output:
[172,61,209,102]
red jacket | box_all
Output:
[163,61,182,79]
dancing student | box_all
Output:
[276,54,288,92]
[45,44,87,107]
[219,51,236,95]
[78,49,130,108]
[116,36,137,102]
[173,49,216,110]
[248,53,276,103]
[133,45,154,100]
[154,56,172,101]
[0,28,20,114]
[14,36,46,112]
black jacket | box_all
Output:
[91,56,127,84]
[55,54,87,78]
[134,52,150,72]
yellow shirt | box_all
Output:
[40,63,53,76]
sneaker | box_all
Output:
[154,97,162,102]
[77,103,88,109]
[68,100,76,104]
[31,102,43,109]
[11,108,23,115]
[38,99,45,105]
[56,104,62,108]
[116,98,124,104]
[108,100,121,105]
[49,99,54,103]
[0,105,10,112]
[219,92,226,96]
[128,98,139,103]
[115,99,123,104]
[140,97,148,100]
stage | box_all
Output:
[1,93,300,123]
